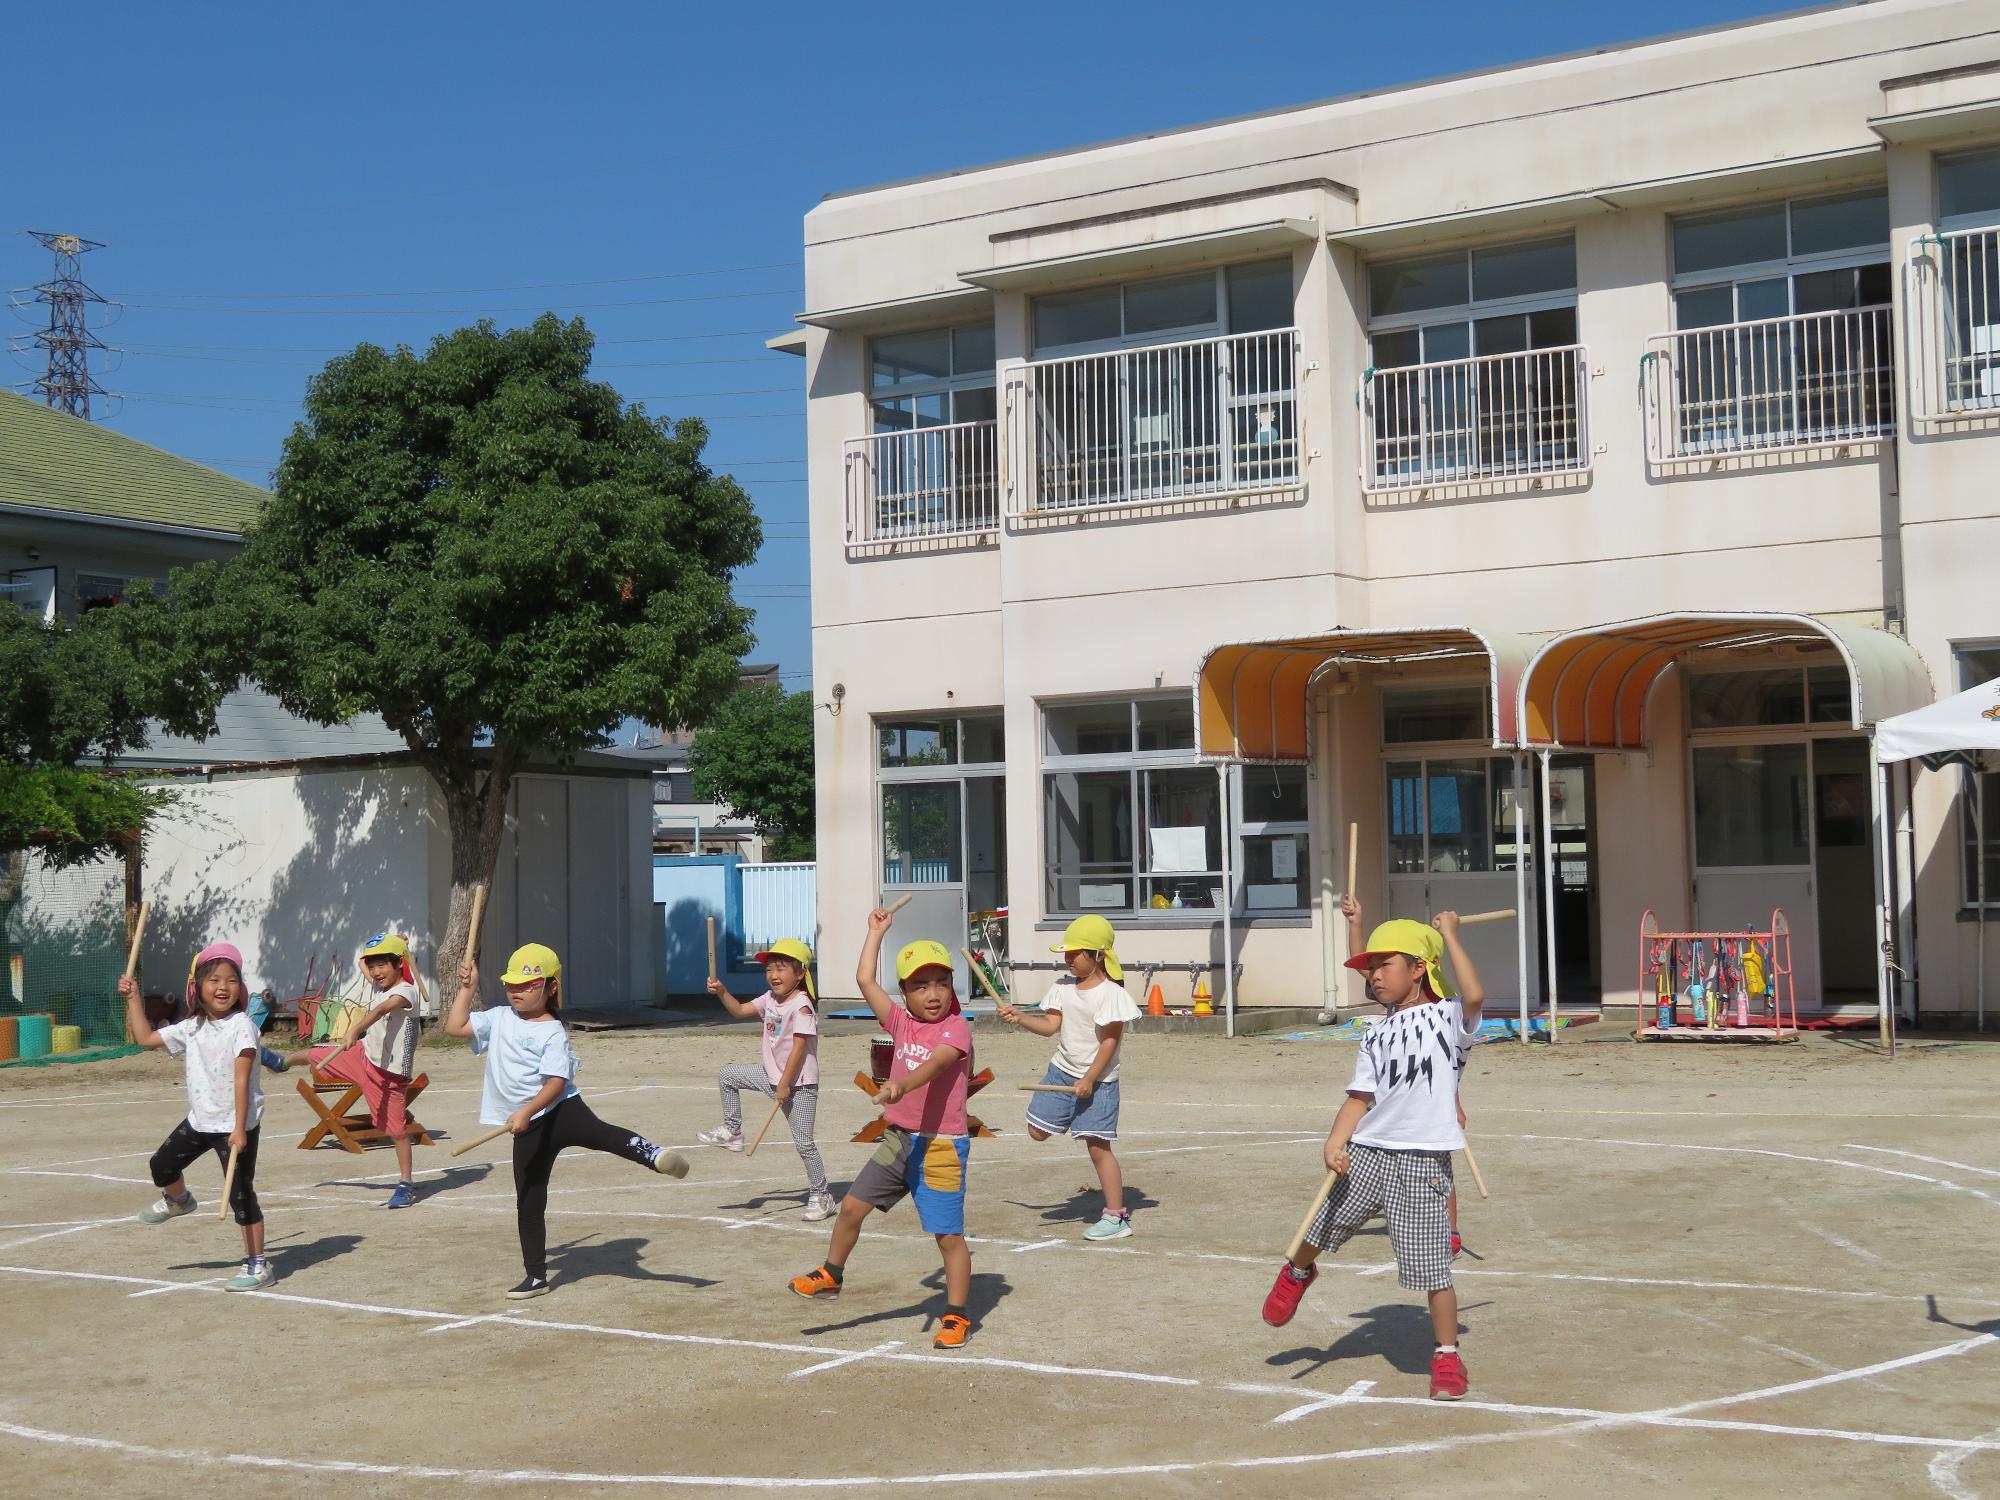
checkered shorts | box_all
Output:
[1306,1143,1455,1291]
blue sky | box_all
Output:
[7,1,1790,686]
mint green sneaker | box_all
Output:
[225,1258,274,1291]
[138,1193,196,1224]
[1084,1211,1133,1242]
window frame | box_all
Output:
[1937,147,2000,235]
[867,322,997,433]
[1030,258,1295,360]
[1668,188,1892,325]
[1365,235,1580,361]
[877,711,1007,779]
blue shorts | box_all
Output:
[850,1126,970,1236]
[1024,1062,1122,1140]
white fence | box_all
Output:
[1012,327,1300,515]
[1906,225,2000,423]
[739,861,816,952]
[1642,305,1894,462]
[1361,345,1590,491]
[844,420,998,548]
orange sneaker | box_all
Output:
[789,1266,841,1299]
[933,1314,972,1350]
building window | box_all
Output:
[879,713,1005,769]
[1363,237,1583,486]
[1672,189,1891,325]
[1686,666,1849,731]
[1042,696,1230,916]
[75,573,128,612]
[1381,684,1490,745]
[1956,644,2000,909]
[1239,764,1311,910]
[1031,259,1292,357]
[1929,150,2000,416]
[1938,148,2000,232]
[870,324,996,432]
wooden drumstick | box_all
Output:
[745,1095,785,1156]
[706,917,718,982]
[886,894,914,915]
[1286,1167,1346,1262]
[123,900,150,980]
[1461,1138,1490,1200]
[466,884,490,962]
[1019,1083,1082,1093]
[959,948,1005,1005]
[218,1144,240,1221]
[1454,909,1517,927]
[450,1123,513,1159]
[1346,822,1359,895]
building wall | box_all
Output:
[798,0,2000,1016]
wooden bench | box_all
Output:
[294,1063,435,1154]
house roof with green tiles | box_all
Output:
[0,389,268,535]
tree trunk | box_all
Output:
[435,761,514,1004]
[122,833,142,1044]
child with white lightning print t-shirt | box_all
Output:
[1260,909,1484,1404]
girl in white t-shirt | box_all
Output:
[445,941,686,1301]
[996,915,1142,1242]
[119,940,273,1291]
[699,938,832,1221]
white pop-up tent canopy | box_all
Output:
[1874,675,2000,1032]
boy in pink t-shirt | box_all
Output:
[700,938,831,1220]
[789,907,975,1350]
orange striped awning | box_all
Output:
[1519,612,1932,750]
[1195,627,1543,762]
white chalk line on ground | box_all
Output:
[786,1341,902,1381]
[1518,1135,2000,1206]
[1845,1145,2000,1181]
[0,1221,128,1254]
[1929,1423,2000,1499]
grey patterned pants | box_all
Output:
[718,1064,828,1194]
[1306,1143,1455,1291]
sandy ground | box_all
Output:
[1,1018,1997,1498]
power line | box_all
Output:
[12,232,112,417]
[115,287,800,317]
[105,326,790,353]
[117,260,800,301]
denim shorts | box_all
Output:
[1024,1062,1122,1140]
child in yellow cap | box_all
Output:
[789,905,975,1350]
[1261,909,1485,1404]
[996,914,1142,1241]
[445,941,685,1301]
[281,930,423,1207]
[701,937,832,1220]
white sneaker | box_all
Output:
[697,1126,744,1152]
[138,1194,196,1224]
[802,1191,837,1222]
[225,1259,274,1291]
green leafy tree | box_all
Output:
[173,314,760,979]
[687,684,817,860]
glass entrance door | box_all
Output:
[1692,741,1819,1006]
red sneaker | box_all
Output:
[1261,1262,1317,1326]
[1430,1349,1469,1401]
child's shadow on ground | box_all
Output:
[167,1232,363,1279]
[801,1267,1011,1337]
[716,1181,852,1214]
[1004,1181,1161,1224]
[1926,1294,2000,1337]
[1267,1300,1492,1379]
[546,1234,719,1290]
[309,1162,494,1200]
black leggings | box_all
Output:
[151,1119,262,1226]
[511,1096,660,1279]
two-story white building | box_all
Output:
[781,0,2000,1032]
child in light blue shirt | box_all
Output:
[447,941,686,1300]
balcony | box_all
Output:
[1642,305,1894,464]
[1906,225,2000,424]
[1360,345,1591,494]
[1012,327,1300,516]
[843,420,999,549]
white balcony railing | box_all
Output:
[1906,225,2000,422]
[843,420,999,548]
[1642,305,1894,463]
[1013,327,1300,515]
[1360,345,1590,492]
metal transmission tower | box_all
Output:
[19,231,111,418]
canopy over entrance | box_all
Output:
[1195,627,1543,763]
[1875,675,2000,766]
[1518,612,1932,751]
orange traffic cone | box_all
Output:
[1146,982,1167,1017]
[1192,975,1213,1017]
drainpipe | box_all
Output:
[1871,757,1894,1055]
[1513,751,1529,1045]
[1540,750,1559,1041]
[1316,690,1339,1019]
[1219,762,1236,1039]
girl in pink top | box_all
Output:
[788,907,975,1349]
